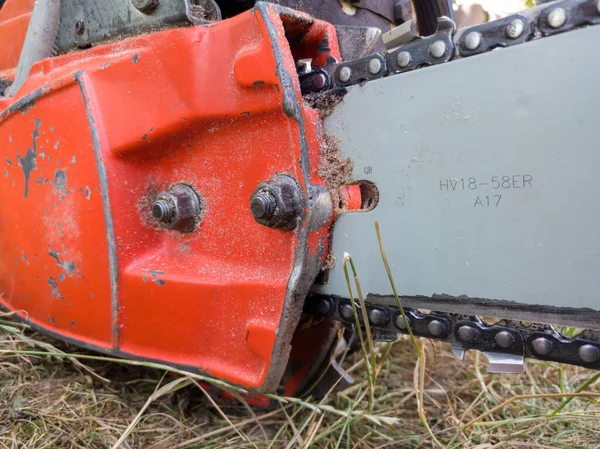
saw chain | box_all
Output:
[303,0,600,373]
[305,294,600,372]
[300,0,600,95]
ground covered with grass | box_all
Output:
[1,314,599,449]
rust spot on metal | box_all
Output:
[131,54,140,63]
[99,62,112,70]
[71,156,76,163]
[85,186,91,200]
[6,158,12,166]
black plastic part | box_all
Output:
[409,0,454,36]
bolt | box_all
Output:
[495,331,515,349]
[532,337,553,355]
[75,20,85,35]
[369,308,388,326]
[547,8,567,29]
[396,51,411,68]
[428,320,445,337]
[506,19,524,39]
[579,344,600,363]
[340,304,354,321]
[151,184,202,233]
[395,314,410,330]
[458,325,477,342]
[464,31,482,51]
[133,0,159,14]
[430,40,447,59]
[313,73,327,90]
[338,66,352,83]
[250,192,277,220]
[367,58,382,75]
[152,199,174,223]
[250,175,303,230]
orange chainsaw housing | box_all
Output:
[0,1,343,393]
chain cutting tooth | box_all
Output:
[484,352,525,374]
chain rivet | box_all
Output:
[367,58,382,75]
[532,337,553,355]
[428,320,444,336]
[340,304,354,321]
[430,40,447,59]
[338,66,352,83]
[395,314,410,330]
[464,31,482,51]
[495,331,515,348]
[547,8,567,29]
[458,325,477,342]
[396,51,411,68]
[579,344,600,363]
[369,308,388,326]
[506,18,525,39]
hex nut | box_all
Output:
[250,174,304,230]
[152,184,201,233]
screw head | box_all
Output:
[506,19,525,39]
[250,192,277,220]
[396,51,411,68]
[430,40,447,59]
[395,314,410,330]
[532,337,553,355]
[338,66,352,83]
[547,8,567,29]
[464,31,482,51]
[368,308,388,326]
[313,73,327,90]
[579,344,600,363]
[340,304,354,321]
[75,20,85,35]
[458,325,477,342]
[367,58,382,75]
[133,0,159,14]
[495,331,515,349]
[152,199,174,223]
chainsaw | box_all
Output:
[0,0,599,400]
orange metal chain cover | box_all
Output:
[0,4,341,392]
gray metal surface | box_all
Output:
[55,0,220,54]
[5,0,60,96]
[315,26,600,317]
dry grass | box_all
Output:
[0,313,599,449]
